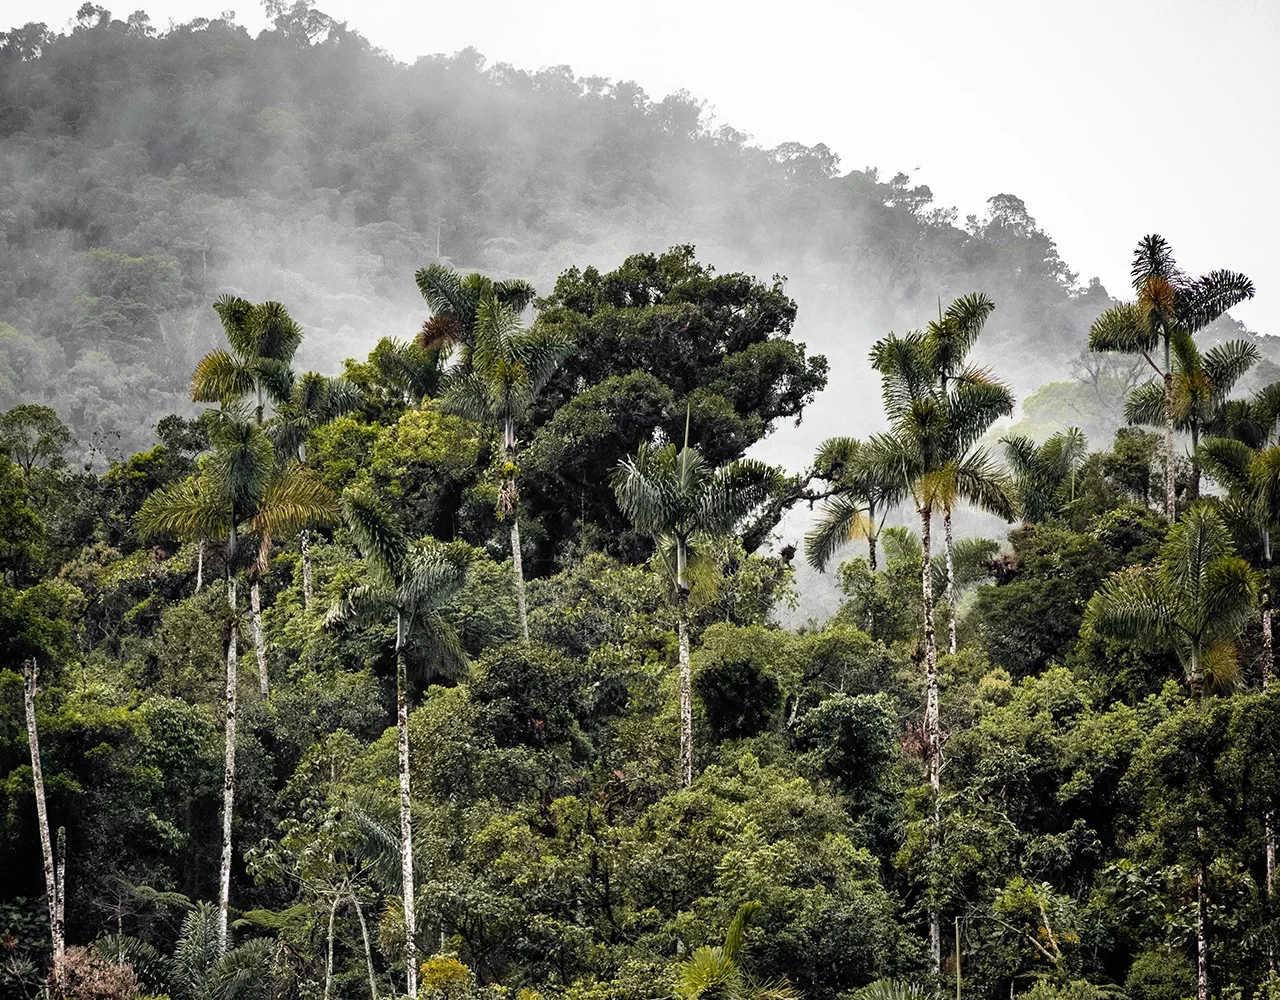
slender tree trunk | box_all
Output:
[1190,425,1200,501]
[1197,860,1209,1000]
[676,539,693,787]
[196,540,204,593]
[511,516,529,641]
[944,507,957,656]
[301,529,313,610]
[1163,338,1176,520]
[396,614,418,999]
[323,894,338,1000]
[251,581,268,698]
[920,506,942,975]
[22,660,62,970]
[352,895,379,1000]
[868,530,878,572]
[218,575,238,953]
[1263,545,1276,971]
[54,827,65,962]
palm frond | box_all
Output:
[1089,303,1157,356]
[1179,269,1255,332]
[341,487,409,581]
[805,495,872,572]
[192,350,255,404]
[1125,380,1166,428]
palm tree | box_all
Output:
[1085,502,1256,699]
[194,297,305,688]
[440,298,573,640]
[869,326,1016,973]
[168,901,277,1000]
[1125,335,1259,499]
[674,901,799,1000]
[804,436,906,573]
[1088,234,1254,519]
[1084,502,1256,1000]
[271,371,363,608]
[138,412,338,951]
[1001,427,1089,523]
[415,263,536,363]
[613,420,775,786]
[324,488,470,1000]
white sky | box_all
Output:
[11,0,1280,335]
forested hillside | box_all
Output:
[2,3,1269,467]
[3,6,1280,1000]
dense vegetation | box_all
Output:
[3,7,1280,1000]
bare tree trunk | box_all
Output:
[218,576,238,953]
[678,590,693,787]
[251,581,268,698]
[352,894,379,1000]
[1163,344,1176,520]
[511,517,529,641]
[1190,425,1200,501]
[301,529,313,610]
[323,894,338,1000]
[196,541,204,593]
[1197,862,1209,1000]
[1264,578,1276,972]
[54,827,65,961]
[22,660,62,969]
[868,531,878,572]
[920,507,942,975]
[396,616,418,999]
[944,507,957,656]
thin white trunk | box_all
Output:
[301,529,313,610]
[921,507,941,974]
[352,894,379,1000]
[196,540,204,593]
[218,576,238,953]
[1197,861,1209,1000]
[323,894,338,1000]
[22,660,61,966]
[511,517,529,641]
[944,507,957,656]
[1265,585,1275,972]
[251,581,268,698]
[396,615,417,999]
[1163,339,1176,520]
[54,827,65,960]
[678,596,693,788]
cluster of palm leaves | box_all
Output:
[673,902,799,1000]
[1001,427,1089,523]
[1089,234,1255,518]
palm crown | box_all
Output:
[416,263,536,363]
[1084,502,1256,697]
[193,297,304,422]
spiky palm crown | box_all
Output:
[1001,428,1089,522]
[415,263,537,358]
[440,298,573,440]
[673,901,799,1000]
[1084,502,1256,688]
[869,322,1016,519]
[137,413,337,566]
[804,436,909,571]
[192,297,304,413]
[270,370,363,460]
[1089,235,1254,363]
[1124,333,1259,432]
[324,488,470,673]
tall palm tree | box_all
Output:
[674,901,799,1000]
[869,326,1015,973]
[324,488,469,1000]
[1084,502,1256,1000]
[138,413,338,951]
[804,436,906,573]
[1125,335,1259,499]
[415,263,536,363]
[1001,427,1089,524]
[440,298,573,640]
[1088,234,1254,519]
[613,420,775,786]
[271,371,363,608]
[193,297,306,688]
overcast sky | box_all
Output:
[11,0,1280,335]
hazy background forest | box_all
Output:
[3,3,1273,464]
